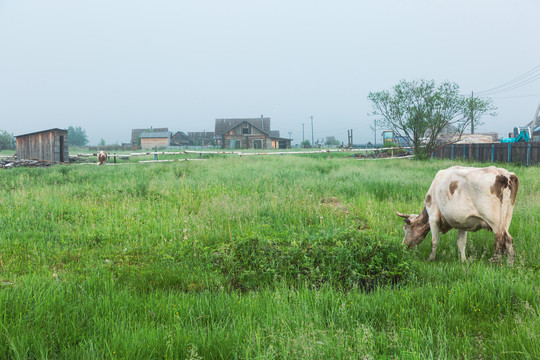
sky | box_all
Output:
[1,0,539,146]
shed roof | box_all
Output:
[140,131,171,138]
[16,128,67,138]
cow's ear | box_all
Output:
[404,218,411,225]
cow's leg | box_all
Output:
[428,220,440,261]
[457,230,468,262]
[490,232,505,263]
[504,232,515,265]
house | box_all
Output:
[131,128,168,149]
[170,131,193,146]
[15,128,69,163]
[139,131,171,149]
[215,117,291,149]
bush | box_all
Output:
[213,228,415,291]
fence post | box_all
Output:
[527,143,531,167]
[463,145,466,159]
[441,145,444,159]
[451,145,454,160]
[507,143,511,163]
[491,144,495,163]
[476,145,480,162]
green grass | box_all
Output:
[0,155,538,359]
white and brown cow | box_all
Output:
[395,166,519,264]
[97,151,107,165]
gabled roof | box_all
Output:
[219,120,271,137]
[16,128,67,138]
[140,131,171,138]
[215,118,270,135]
[131,128,168,143]
[172,131,190,139]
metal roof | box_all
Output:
[15,128,67,138]
[139,131,171,138]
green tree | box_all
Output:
[465,95,497,134]
[368,79,495,159]
[325,136,340,146]
[301,140,311,148]
[0,130,16,150]
[67,126,89,147]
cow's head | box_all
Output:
[394,208,430,248]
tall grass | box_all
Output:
[0,156,538,358]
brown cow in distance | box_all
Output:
[97,151,107,165]
[395,166,519,264]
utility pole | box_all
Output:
[311,116,314,147]
[470,91,474,134]
[373,120,377,147]
[302,123,305,142]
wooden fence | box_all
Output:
[431,142,540,166]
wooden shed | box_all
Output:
[139,131,171,150]
[16,128,69,163]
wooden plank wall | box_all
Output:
[16,130,68,162]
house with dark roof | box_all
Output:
[139,131,172,150]
[215,118,291,149]
[170,131,192,146]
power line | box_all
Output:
[476,65,540,96]
[490,94,540,99]
[478,74,540,96]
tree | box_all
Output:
[0,130,16,150]
[67,126,89,147]
[465,95,497,134]
[325,136,340,146]
[368,79,495,159]
[301,140,311,148]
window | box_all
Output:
[242,127,250,134]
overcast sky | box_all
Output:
[1,0,539,145]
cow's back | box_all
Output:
[426,166,517,232]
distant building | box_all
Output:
[170,131,192,146]
[215,117,291,149]
[188,131,215,146]
[15,128,69,163]
[139,131,171,149]
[131,128,169,149]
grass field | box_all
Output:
[0,154,538,359]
